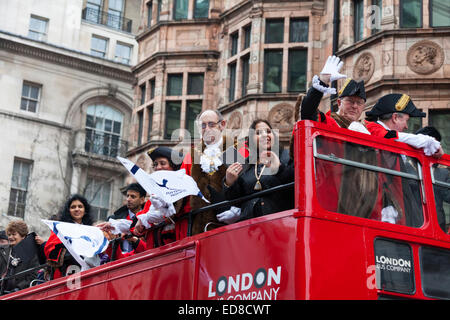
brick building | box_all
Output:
[128,0,449,174]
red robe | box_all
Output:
[365,121,399,139]
[104,236,146,261]
[365,121,406,225]
[136,198,191,250]
[43,232,66,279]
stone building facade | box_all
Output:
[334,0,450,148]
[0,0,141,236]
[129,0,449,174]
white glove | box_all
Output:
[138,205,165,229]
[312,75,336,96]
[397,132,441,156]
[381,206,399,224]
[150,195,176,218]
[423,138,441,156]
[107,219,133,235]
[320,55,346,82]
[216,206,241,224]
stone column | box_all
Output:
[247,4,264,95]
[152,62,166,140]
[381,0,396,30]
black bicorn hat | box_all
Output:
[338,78,366,101]
[147,146,174,162]
[366,93,426,118]
[147,146,183,170]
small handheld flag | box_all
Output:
[117,156,209,204]
[42,220,109,271]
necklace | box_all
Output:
[254,163,266,191]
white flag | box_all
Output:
[117,156,210,204]
[42,220,109,271]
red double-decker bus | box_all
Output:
[2,120,449,300]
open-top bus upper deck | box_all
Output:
[2,120,450,300]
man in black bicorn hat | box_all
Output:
[365,93,443,158]
[364,94,444,227]
[299,55,369,132]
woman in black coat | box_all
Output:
[0,220,41,294]
[222,119,294,222]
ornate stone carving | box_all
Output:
[107,83,118,97]
[269,103,294,133]
[407,40,444,75]
[249,6,263,19]
[353,52,375,82]
[383,52,391,66]
[227,111,243,130]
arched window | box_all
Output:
[85,105,124,157]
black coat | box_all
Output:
[107,205,130,221]
[223,160,294,221]
[0,233,40,294]
[300,81,326,121]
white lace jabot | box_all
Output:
[200,137,223,174]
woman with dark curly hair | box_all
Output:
[59,194,94,225]
[44,194,94,279]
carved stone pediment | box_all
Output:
[407,40,444,75]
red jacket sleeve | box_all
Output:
[365,121,399,139]
[44,232,65,263]
[130,199,152,234]
[180,152,192,176]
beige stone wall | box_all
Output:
[0,0,140,236]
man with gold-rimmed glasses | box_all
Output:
[180,109,245,235]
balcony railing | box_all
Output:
[84,129,128,158]
[82,7,132,33]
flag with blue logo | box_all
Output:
[117,156,210,204]
[42,220,109,271]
